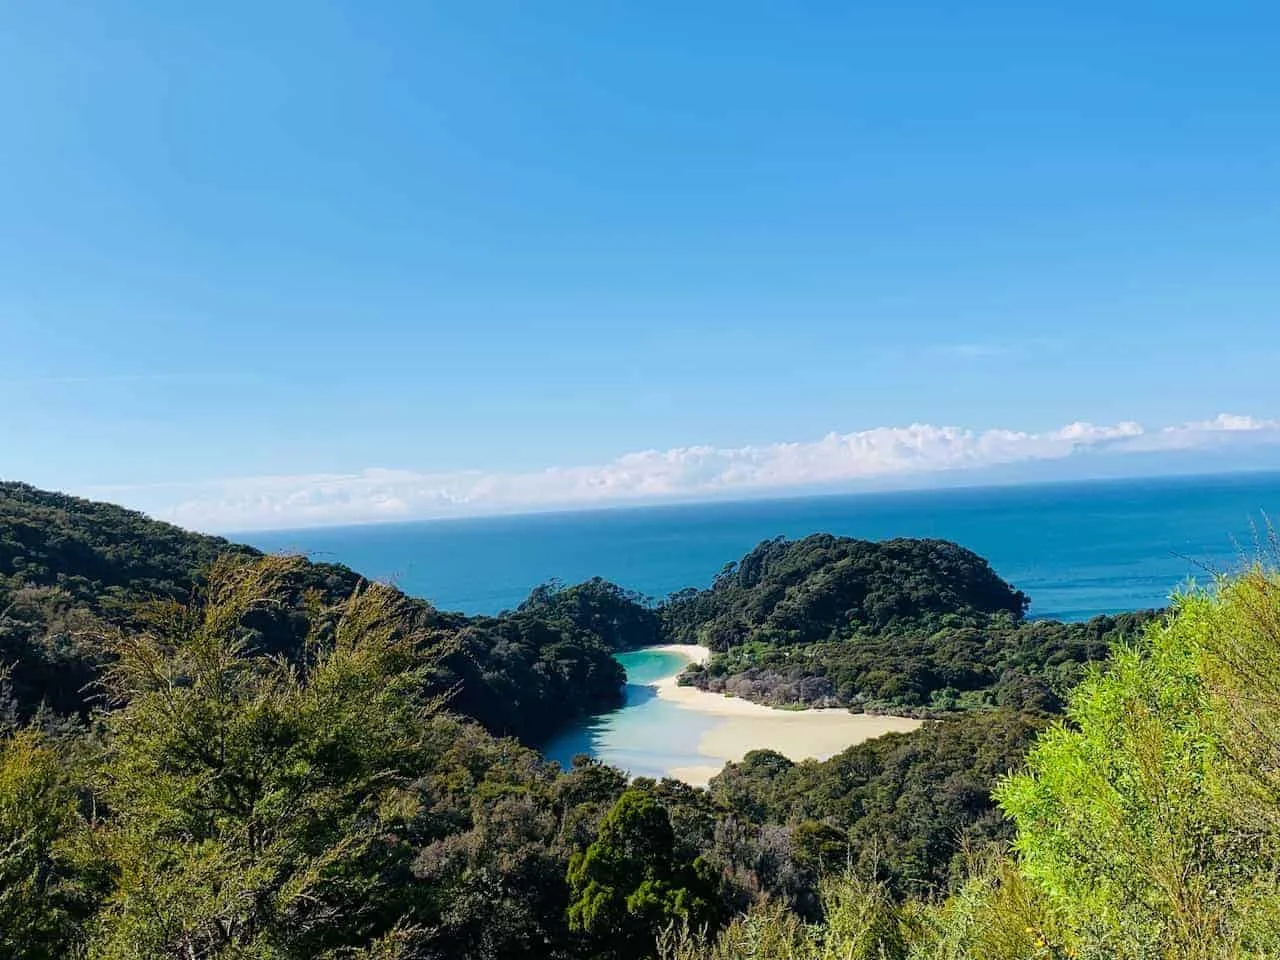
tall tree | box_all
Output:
[567,788,717,960]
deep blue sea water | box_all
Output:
[245,472,1280,622]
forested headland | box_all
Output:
[0,482,636,745]
[2,481,1276,958]
[663,534,1158,714]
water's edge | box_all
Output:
[542,647,922,787]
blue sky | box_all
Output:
[3,2,1279,529]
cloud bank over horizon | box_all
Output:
[87,413,1280,532]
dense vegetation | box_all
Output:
[666,572,1280,959]
[664,534,1156,713]
[0,482,624,743]
[0,551,1047,959]
[708,709,1049,895]
[661,535,1030,647]
[518,577,664,651]
[682,612,1157,714]
[6,482,1275,958]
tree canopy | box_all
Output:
[660,535,1030,650]
[663,533,1154,715]
[0,482,625,744]
[7,480,1275,959]
[519,578,663,651]
[667,572,1280,960]
[567,789,718,959]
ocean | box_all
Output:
[245,471,1280,621]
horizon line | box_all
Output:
[219,465,1280,538]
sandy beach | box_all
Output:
[643,644,922,787]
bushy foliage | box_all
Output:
[438,612,624,744]
[659,873,907,960]
[88,555,448,958]
[709,710,1046,896]
[0,482,625,744]
[901,856,1070,960]
[661,535,1029,650]
[519,578,663,651]
[661,860,1079,960]
[568,788,719,959]
[0,556,720,959]
[0,726,106,960]
[681,613,1156,714]
[997,574,1280,959]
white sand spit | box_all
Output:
[639,644,921,786]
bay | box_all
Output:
[540,649,720,780]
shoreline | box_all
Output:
[630,644,922,787]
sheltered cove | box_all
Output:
[640,643,922,786]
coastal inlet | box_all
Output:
[542,645,921,786]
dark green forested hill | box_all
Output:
[660,534,1031,649]
[517,576,665,650]
[0,481,624,742]
[661,534,1158,714]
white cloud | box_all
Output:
[89,413,1280,531]
[1172,413,1277,434]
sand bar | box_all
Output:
[637,644,921,787]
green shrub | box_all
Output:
[997,574,1280,960]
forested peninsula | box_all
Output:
[664,534,1158,714]
[2,481,1277,959]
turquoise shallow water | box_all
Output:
[247,472,1280,620]
[540,649,716,778]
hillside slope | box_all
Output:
[0,482,624,742]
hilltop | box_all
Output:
[661,533,1156,714]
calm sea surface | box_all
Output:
[246,472,1280,621]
